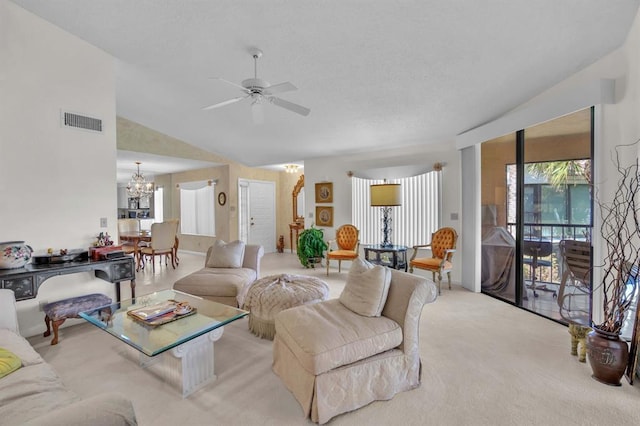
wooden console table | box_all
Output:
[0,256,136,303]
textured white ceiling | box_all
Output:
[11,0,640,167]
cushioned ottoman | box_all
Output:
[43,293,112,345]
[244,274,329,340]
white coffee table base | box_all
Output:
[138,327,224,398]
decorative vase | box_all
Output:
[0,241,33,269]
[586,327,629,386]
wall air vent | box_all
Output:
[61,111,103,133]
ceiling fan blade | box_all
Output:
[252,100,264,124]
[202,95,248,110]
[270,97,311,116]
[263,81,297,95]
[211,77,249,92]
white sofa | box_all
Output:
[0,289,137,426]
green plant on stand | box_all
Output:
[297,226,328,268]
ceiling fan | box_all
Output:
[203,48,310,123]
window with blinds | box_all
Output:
[179,180,216,236]
[352,172,441,247]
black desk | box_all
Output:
[363,244,408,271]
[0,256,136,302]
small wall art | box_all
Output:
[315,182,333,203]
[316,206,334,227]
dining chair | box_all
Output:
[117,218,140,255]
[409,227,458,295]
[165,218,180,266]
[139,221,177,273]
[326,224,360,275]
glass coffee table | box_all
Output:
[79,289,248,397]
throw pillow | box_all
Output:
[339,258,392,317]
[0,347,21,379]
[206,239,246,268]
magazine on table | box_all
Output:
[128,300,193,323]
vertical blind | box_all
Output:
[352,172,441,247]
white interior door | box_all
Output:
[238,179,276,253]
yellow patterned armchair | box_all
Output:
[409,227,458,294]
[326,224,359,275]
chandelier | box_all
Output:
[284,164,299,174]
[126,162,154,199]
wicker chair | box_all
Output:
[409,227,458,295]
[326,224,359,275]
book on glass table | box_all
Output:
[127,300,196,327]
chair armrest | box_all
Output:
[326,239,337,251]
[410,244,432,261]
[383,270,437,357]
[0,289,19,333]
[243,244,264,277]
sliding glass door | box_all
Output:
[481,108,593,323]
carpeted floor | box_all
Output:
[28,252,640,425]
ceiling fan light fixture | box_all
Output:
[203,48,310,119]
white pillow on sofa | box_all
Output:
[339,258,391,317]
[206,240,246,268]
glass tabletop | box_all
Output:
[79,289,248,357]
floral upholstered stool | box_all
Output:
[43,293,112,345]
[244,274,329,340]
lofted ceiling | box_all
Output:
[10,0,640,168]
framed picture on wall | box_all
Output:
[316,206,333,227]
[315,182,333,203]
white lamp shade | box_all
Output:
[370,183,402,206]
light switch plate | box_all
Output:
[100,217,108,227]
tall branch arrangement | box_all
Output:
[596,142,640,334]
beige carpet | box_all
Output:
[28,252,640,425]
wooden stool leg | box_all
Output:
[50,318,66,345]
[43,315,52,337]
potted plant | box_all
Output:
[297,226,328,268]
[587,142,640,385]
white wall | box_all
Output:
[304,143,462,283]
[1,1,117,337]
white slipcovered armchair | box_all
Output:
[272,267,437,424]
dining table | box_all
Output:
[119,231,152,271]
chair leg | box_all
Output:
[447,272,452,290]
[338,260,342,273]
[326,259,330,275]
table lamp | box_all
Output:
[370,182,402,247]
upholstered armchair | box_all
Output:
[409,227,458,295]
[325,224,359,275]
[173,240,264,307]
[273,265,437,424]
